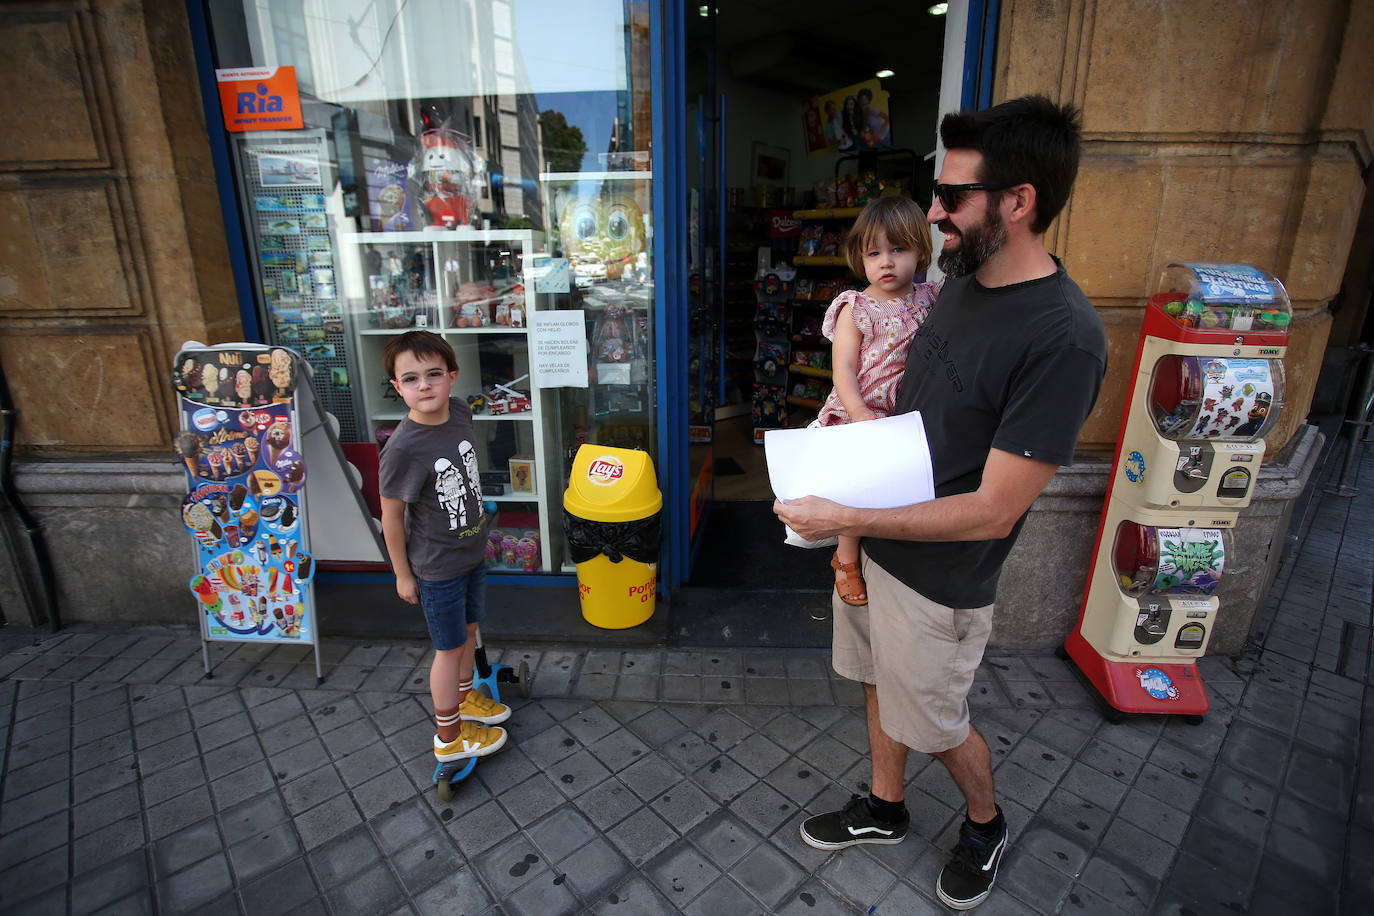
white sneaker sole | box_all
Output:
[799,823,907,850]
[459,706,511,725]
[433,727,507,761]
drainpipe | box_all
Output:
[1330,343,1374,498]
[0,361,61,631]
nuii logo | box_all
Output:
[587,456,625,485]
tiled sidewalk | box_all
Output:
[0,427,1368,915]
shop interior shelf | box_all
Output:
[793,207,862,219]
[788,364,832,380]
[793,255,847,267]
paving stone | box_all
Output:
[239,857,323,916]
[607,807,677,867]
[592,873,678,914]
[1283,743,1353,814]
[997,847,1073,912]
[1099,818,1178,881]
[500,772,566,826]
[447,797,517,858]
[404,864,488,916]
[729,838,806,909]
[1265,820,1344,882]
[70,848,149,915]
[644,838,722,905]
[1115,788,1190,846]
[155,852,232,913]
[326,861,407,916]
[295,793,362,849]
[775,879,868,915]
[574,775,645,832]
[648,778,714,834]
[816,845,898,910]
[388,830,463,897]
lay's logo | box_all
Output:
[587,456,625,485]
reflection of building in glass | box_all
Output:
[231,0,545,226]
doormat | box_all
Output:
[715,457,746,476]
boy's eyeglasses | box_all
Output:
[932,182,1012,213]
[395,368,451,388]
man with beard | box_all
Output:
[775,95,1107,910]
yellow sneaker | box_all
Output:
[433,721,507,761]
[459,689,511,724]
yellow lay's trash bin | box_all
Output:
[562,445,662,629]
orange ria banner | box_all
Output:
[216,67,304,132]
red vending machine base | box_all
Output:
[1062,631,1210,721]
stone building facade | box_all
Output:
[1,0,1369,650]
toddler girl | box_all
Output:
[818,196,941,605]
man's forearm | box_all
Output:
[838,490,1019,543]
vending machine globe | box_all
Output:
[1064,262,1290,720]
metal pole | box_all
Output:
[1330,344,1374,498]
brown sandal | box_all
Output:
[830,555,868,606]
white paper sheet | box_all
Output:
[764,412,935,508]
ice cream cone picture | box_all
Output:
[231,442,249,475]
[243,436,259,466]
[264,420,291,466]
[174,432,202,478]
[206,450,223,480]
[269,535,282,560]
[268,348,294,397]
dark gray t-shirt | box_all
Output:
[864,260,1107,608]
[378,398,487,581]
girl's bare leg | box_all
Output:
[834,534,867,603]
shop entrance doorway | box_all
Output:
[671,1,966,641]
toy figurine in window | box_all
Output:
[559,191,646,283]
[413,129,483,230]
[593,303,633,363]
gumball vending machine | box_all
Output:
[1064,263,1291,719]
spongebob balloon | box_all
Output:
[559,192,645,282]
[414,128,483,230]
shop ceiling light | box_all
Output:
[928,2,949,14]
[876,69,895,79]
[698,4,710,16]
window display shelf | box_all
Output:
[342,229,557,573]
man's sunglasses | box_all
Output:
[932,182,1012,213]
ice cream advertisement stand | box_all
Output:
[1062,262,1290,721]
[172,343,387,681]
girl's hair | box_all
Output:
[382,330,458,378]
[843,196,933,278]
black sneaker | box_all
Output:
[936,811,1007,909]
[800,794,909,850]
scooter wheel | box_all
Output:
[517,660,531,697]
[437,776,457,803]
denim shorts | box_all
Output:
[416,566,487,651]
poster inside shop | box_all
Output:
[174,347,315,641]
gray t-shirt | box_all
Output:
[378,398,487,581]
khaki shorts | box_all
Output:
[831,549,994,753]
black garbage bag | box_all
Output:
[563,511,661,564]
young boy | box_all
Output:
[378,330,509,763]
